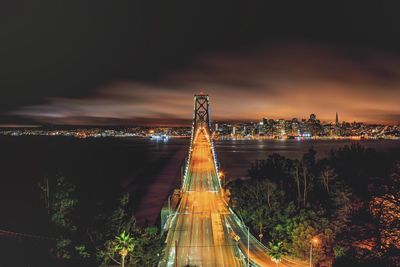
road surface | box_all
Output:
[161,128,241,266]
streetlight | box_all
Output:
[168,195,172,216]
[246,226,250,267]
[309,236,319,267]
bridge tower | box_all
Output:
[192,93,212,132]
[188,93,220,190]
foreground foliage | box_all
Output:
[39,177,164,266]
[228,144,400,266]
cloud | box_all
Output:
[12,42,400,125]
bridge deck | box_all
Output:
[162,129,240,266]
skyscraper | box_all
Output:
[335,112,341,136]
[336,112,339,126]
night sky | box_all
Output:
[1,2,400,126]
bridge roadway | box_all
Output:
[161,128,301,267]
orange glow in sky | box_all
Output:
[12,44,400,125]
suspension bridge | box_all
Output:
[160,93,305,267]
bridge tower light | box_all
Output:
[193,93,211,132]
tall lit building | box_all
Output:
[336,112,339,126]
[335,112,340,136]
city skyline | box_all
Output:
[1,108,398,128]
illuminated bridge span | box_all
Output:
[160,94,305,267]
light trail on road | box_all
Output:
[162,128,241,266]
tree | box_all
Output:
[38,173,165,266]
[106,193,135,235]
[248,179,280,241]
[300,149,316,207]
[289,210,334,264]
[91,193,164,266]
[114,231,135,267]
[42,175,78,231]
[268,202,296,241]
[229,177,283,242]
[369,193,400,251]
[289,161,302,208]
[319,164,337,193]
[91,192,136,265]
[130,227,164,266]
[39,174,79,259]
[249,155,294,196]
[330,181,352,232]
[363,160,400,264]
[267,240,285,266]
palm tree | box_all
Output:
[114,231,135,267]
[268,241,285,267]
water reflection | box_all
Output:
[215,139,400,178]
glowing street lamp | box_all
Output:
[309,236,320,267]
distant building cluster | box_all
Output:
[1,113,399,140]
[0,127,191,139]
[215,113,400,140]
